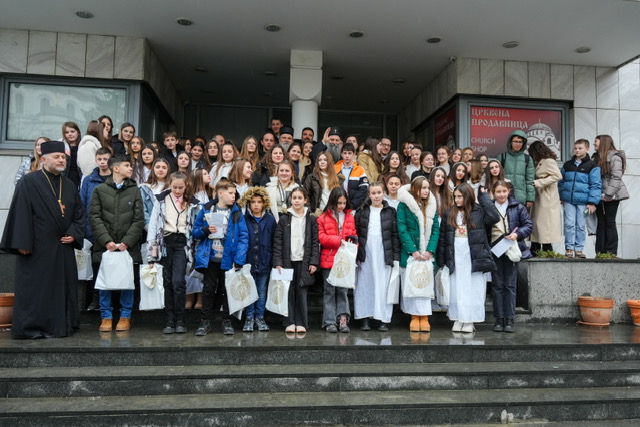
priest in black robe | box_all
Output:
[1,141,85,339]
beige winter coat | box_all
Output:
[530,158,562,243]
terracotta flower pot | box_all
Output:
[0,293,14,327]
[627,300,640,327]
[577,296,614,326]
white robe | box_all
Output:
[355,207,393,322]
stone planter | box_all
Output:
[0,292,14,327]
[577,296,614,326]
[523,258,640,323]
[627,300,640,326]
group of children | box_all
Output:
[16,120,610,336]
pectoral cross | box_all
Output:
[59,201,65,217]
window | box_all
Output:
[6,82,127,143]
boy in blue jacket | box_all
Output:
[558,139,602,258]
[192,179,249,335]
[239,187,277,332]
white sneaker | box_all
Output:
[461,322,475,333]
[452,321,462,332]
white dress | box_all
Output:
[447,212,486,322]
[355,206,393,322]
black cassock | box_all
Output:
[1,169,84,338]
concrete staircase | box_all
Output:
[1,325,640,425]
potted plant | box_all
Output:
[627,300,640,326]
[0,293,14,327]
[577,296,614,326]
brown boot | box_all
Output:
[420,316,431,332]
[409,315,420,332]
[185,294,195,309]
[99,319,112,332]
[194,292,203,310]
[115,318,131,331]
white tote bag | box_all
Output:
[75,239,93,281]
[266,278,291,316]
[387,261,401,304]
[435,265,450,306]
[402,257,434,299]
[225,264,259,318]
[95,251,135,290]
[139,263,165,310]
[327,242,358,289]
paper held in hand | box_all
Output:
[205,212,226,239]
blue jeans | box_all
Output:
[99,290,134,319]
[564,203,586,251]
[245,271,269,319]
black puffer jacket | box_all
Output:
[251,162,271,187]
[436,191,500,274]
[354,200,400,266]
[272,209,320,287]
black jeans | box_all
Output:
[492,255,518,319]
[201,261,229,322]
[595,201,620,255]
[160,234,187,323]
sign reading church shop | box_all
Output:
[469,106,563,159]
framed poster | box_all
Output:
[469,105,563,159]
[434,106,456,151]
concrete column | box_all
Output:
[289,50,322,139]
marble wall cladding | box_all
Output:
[114,36,144,80]
[427,82,437,117]
[620,176,640,227]
[504,61,528,97]
[27,31,56,75]
[456,58,480,94]
[619,62,640,111]
[596,109,620,144]
[55,33,86,77]
[573,108,597,141]
[446,62,457,100]
[0,156,21,209]
[436,70,448,108]
[619,110,640,158]
[550,64,573,100]
[528,62,550,99]
[574,66,596,108]
[85,35,115,79]
[620,224,640,259]
[0,29,28,73]
[0,210,8,237]
[596,67,619,109]
[480,59,504,95]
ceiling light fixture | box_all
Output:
[330,75,345,80]
[75,10,94,19]
[349,30,364,38]
[265,24,281,32]
[502,41,519,48]
[264,71,277,76]
[426,37,441,44]
[176,17,193,26]
[393,78,406,84]
[379,99,389,104]
[193,66,208,72]
[575,46,591,54]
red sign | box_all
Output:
[470,106,562,159]
[434,106,456,151]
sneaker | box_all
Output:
[255,318,270,331]
[493,318,504,332]
[378,322,389,332]
[461,322,475,333]
[222,320,234,335]
[115,318,131,332]
[195,320,211,336]
[175,320,187,334]
[360,318,371,331]
[326,324,338,333]
[338,315,350,333]
[162,322,175,334]
[243,318,255,332]
[565,249,575,258]
[575,251,587,259]
[452,320,463,332]
[99,319,112,332]
[504,319,515,333]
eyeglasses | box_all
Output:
[512,139,525,144]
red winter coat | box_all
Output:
[317,209,357,269]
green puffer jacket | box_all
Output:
[89,177,145,264]
[396,184,440,269]
[501,130,535,204]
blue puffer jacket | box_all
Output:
[244,209,277,274]
[193,199,248,271]
[79,167,109,243]
[558,154,601,205]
